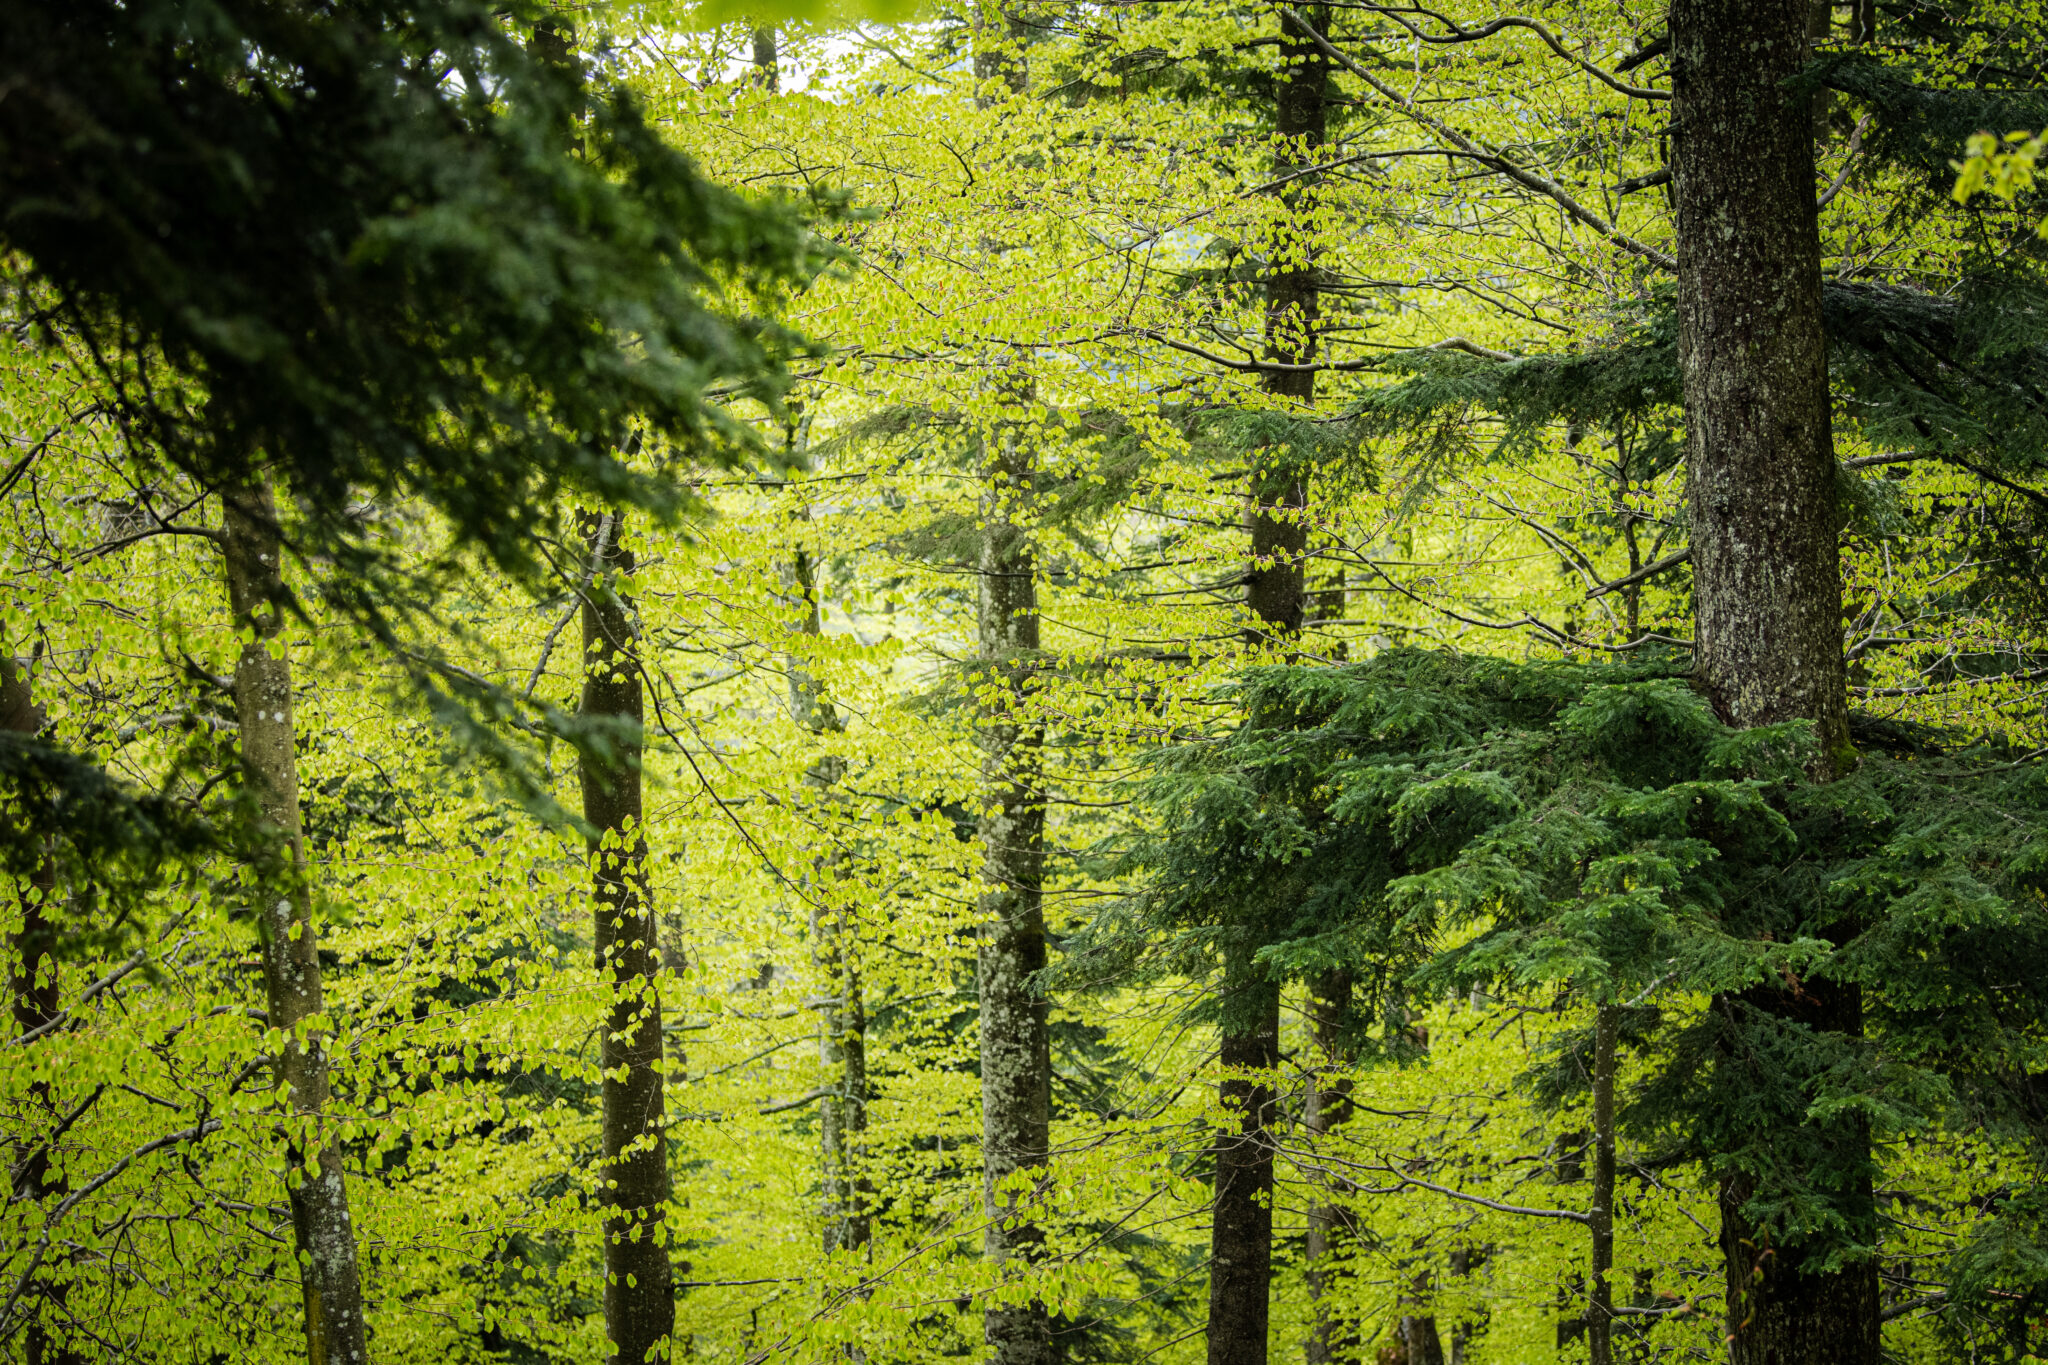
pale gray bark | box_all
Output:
[972,18,1054,1365]
[787,544,869,1260]
[976,413,1053,1365]
[219,482,369,1365]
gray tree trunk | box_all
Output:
[576,509,675,1365]
[787,544,870,1259]
[975,413,1053,1365]
[219,482,369,1365]
[972,18,1054,1365]
[1668,0,1877,1357]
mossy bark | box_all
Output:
[976,416,1054,1365]
[973,20,1054,1365]
[220,482,369,1365]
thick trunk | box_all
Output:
[220,483,368,1365]
[1208,980,1279,1365]
[976,419,1053,1365]
[788,546,870,1259]
[1668,0,1874,1358]
[1,659,82,1365]
[1304,968,1356,1365]
[577,509,674,1365]
[1588,1007,1616,1365]
[1671,0,1850,768]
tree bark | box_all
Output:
[1214,16,1328,1365]
[577,509,674,1365]
[219,482,369,1365]
[1671,0,1850,770]
[787,544,870,1260]
[1244,5,1328,648]
[976,413,1054,1365]
[1668,0,1876,1358]
[1587,1007,1616,1365]
[972,18,1053,1365]
[1208,979,1280,1365]
[1304,968,1357,1365]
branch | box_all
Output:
[1815,115,1873,212]
[1121,327,1379,375]
[1340,4,1670,101]
[757,1087,834,1115]
[1882,1291,1946,1321]
[525,511,613,697]
[1279,7,1677,271]
[1365,1161,1592,1223]
[11,948,150,1047]
[0,1117,223,1339]
[1586,547,1690,599]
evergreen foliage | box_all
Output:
[0,0,825,587]
[1084,649,2048,1284]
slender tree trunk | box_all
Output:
[1587,1006,1617,1365]
[1304,969,1356,1365]
[787,544,870,1260]
[1209,978,1279,1365]
[972,17,1054,1365]
[219,482,369,1365]
[976,413,1053,1365]
[1,658,82,1365]
[1213,15,1328,1365]
[577,509,674,1365]
[1668,0,1876,1357]
[1396,1314,1443,1365]
[751,25,778,91]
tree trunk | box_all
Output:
[1304,969,1357,1365]
[1396,1316,1443,1365]
[577,509,674,1365]
[1668,0,1876,1357]
[972,18,1053,1365]
[219,482,369,1365]
[1671,0,1850,769]
[1588,1006,1616,1365]
[1215,15,1329,1365]
[1244,4,1328,648]
[1209,979,1279,1365]
[1,658,82,1365]
[976,414,1054,1365]
[788,544,870,1260]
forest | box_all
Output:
[3,0,2048,1362]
